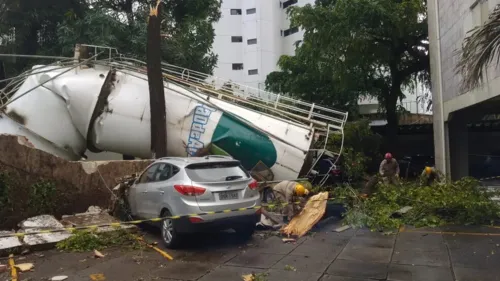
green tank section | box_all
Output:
[211,113,277,170]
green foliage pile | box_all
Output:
[344,178,500,231]
[56,229,143,252]
[329,120,382,181]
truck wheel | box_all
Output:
[234,224,255,240]
[161,210,181,249]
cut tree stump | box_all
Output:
[281,192,329,238]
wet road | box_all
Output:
[3,219,500,281]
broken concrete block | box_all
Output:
[86,206,103,214]
[19,215,71,246]
[21,229,71,246]
[0,264,7,273]
[0,231,22,251]
[61,212,135,233]
[19,215,63,229]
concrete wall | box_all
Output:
[0,135,152,228]
[429,0,500,176]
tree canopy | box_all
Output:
[265,0,429,139]
[456,4,500,92]
[0,0,221,75]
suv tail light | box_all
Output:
[174,185,206,196]
[248,179,259,190]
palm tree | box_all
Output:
[456,4,500,92]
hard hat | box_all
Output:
[295,183,306,196]
[385,153,393,159]
[425,166,432,175]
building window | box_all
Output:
[248,69,258,75]
[246,8,256,14]
[232,63,244,70]
[230,9,242,15]
[284,27,299,37]
[231,36,243,43]
[283,0,298,9]
[247,38,257,45]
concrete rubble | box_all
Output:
[61,206,135,233]
[1,206,136,255]
[19,215,71,246]
[0,230,22,252]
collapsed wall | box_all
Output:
[0,135,152,229]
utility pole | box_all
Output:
[147,0,167,158]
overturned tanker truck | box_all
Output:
[0,44,347,184]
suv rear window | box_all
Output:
[186,161,249,182]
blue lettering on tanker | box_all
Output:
[187,105,216,156]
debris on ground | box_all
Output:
[242,274,254,281]
[94,250,105,258]
[281,192,329,238]
[284,265,297,271]
[0,230,23,252]
[242,273,268,281]
[86,206,104,214]
[61,211,134,233]
[14,263,34,272]
[393,206,413,215]
[334,225,351,233]
[51,276,69,281]
[18,215,71,246]
[56,229,141,252]
[282,238,296,243]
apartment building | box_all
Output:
[211,0,431,115]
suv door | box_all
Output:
[142,163,173,218]
[129,163,160,218]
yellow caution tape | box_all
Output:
[0,197,346,238]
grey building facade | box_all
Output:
[429,0,500,179]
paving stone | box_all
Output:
[266,269,321,281]
[177,250,238,264]
[251,236,304,255]
[198,266,264,281]
[355,228,397,241]
[337,237,394,263]
[152,261,216,280]
[307,232,352,246]
[73,253,165,281]
[387,264,453,281]
[289,242,345,260]
[225,250,284,269]
[393,232,449,267]
[320,275,374,281]
[444,234,500,269]
[326,259,388,279]
[454,266,500,281]
[272,254,333,273]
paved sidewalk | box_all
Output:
[3,220,500,281]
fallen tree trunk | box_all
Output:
[281,192,329,237]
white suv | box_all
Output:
[128,156,261,248]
